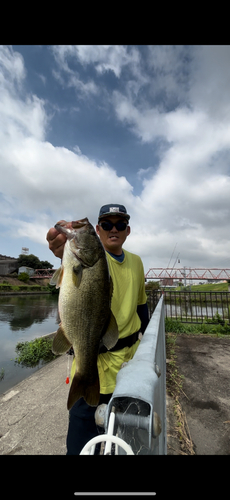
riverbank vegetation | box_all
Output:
[170,282,229,292]
[145,280,229,292]
[185,282,229,292]
[0,280,58,294]
[15,337,58,367]
[0,283,49,292]
[165,317,230,336]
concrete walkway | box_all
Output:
[0,355,69,455]
[1,334,230,457]
[0,353,177,455]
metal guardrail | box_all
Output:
[104,295,167,455]
[147,290,230,325]
[146,289,161,317]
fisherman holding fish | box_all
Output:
[46,204,149,454]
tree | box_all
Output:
[18,254,53,270]
[18,272,30,282]
[40,260,54,269]
[145,280,160,291]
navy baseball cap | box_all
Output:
[98,204,130,221]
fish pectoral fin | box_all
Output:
[50,266,64,289]
[102,311,119,350]
[72,264,83,287]
[67,372,100,409]
[52,326,72,355]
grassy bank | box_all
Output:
[174,282,229,292]
[165,317,230,336]
[0,283,49,293]
[0,282,58,294]
[189,282,229,292]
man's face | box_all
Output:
[96,215,131,254]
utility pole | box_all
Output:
[182,266,187,287]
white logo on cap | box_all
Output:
[109,207,120,213]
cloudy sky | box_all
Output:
[1,45,230,275]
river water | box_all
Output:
[1,293,228,396]
[0,294,59,395]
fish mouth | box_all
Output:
[55,218,89,237]
[54,218,89,244]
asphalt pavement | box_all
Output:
[0,352,177,455]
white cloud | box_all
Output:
[113,92,165,141]
[0,46,47,142]
[51,45,140,79]
[50,45,146,101]
[0,133,134,222]
[50,46,99,98]
[0,46,134,255]
[111,46,230,270]
[189,45,230,121]
[1,45,230,273]
[137,166,154,180]
[145,45,190,108]
[37,73,46,86]
[0,45,26,89]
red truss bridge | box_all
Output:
[145,268,230,281]
[30,269,57,279]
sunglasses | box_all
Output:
[99,220,128,231]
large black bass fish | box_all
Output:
[50,218,118,409]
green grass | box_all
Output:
[0,283,50,292]
[175,282,229,292]
[165,317,230,336]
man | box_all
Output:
[46,204,149,454]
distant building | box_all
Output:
[207,279,227,284]
[0,255,19,275]
[18,266,35,277]
[160,278,174,286]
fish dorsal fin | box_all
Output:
[102,311,119,350]
[72,264,83,288]
[50,266,64,289]
[52,325,72,355]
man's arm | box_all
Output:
[137,302,149,334]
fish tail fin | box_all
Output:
[67,372,100,410]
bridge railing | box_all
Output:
[145,268,230,281]
[30,269,56,279]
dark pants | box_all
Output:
[66,393,112,455]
